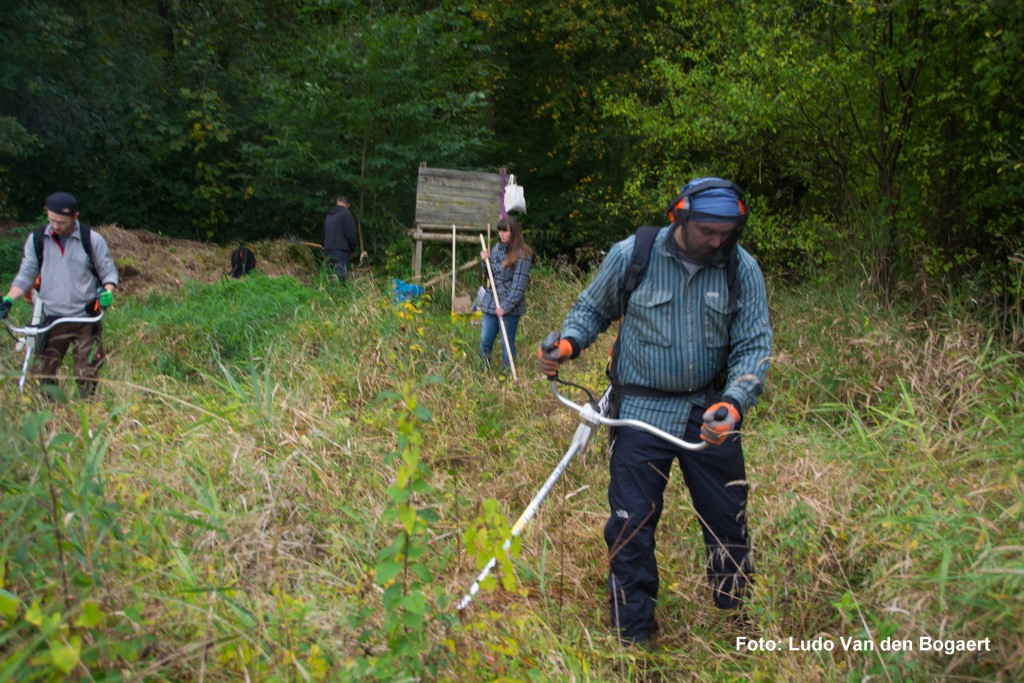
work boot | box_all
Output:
[77,380,98,400]
[723,610,759,639]
[620,619,658,651]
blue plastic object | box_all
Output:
[393,279,424,303]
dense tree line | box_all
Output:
[1,0,1021,298]
[0,0,495,254]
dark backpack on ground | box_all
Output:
[33,224,101,284]
[606,225,740,418]
[230,246,256,278]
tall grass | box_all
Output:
[0,267,1020,681]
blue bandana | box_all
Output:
[683,178,742,220]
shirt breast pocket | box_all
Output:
[703,291,737,348]
[629,289,673,347]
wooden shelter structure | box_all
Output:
[411,164,504,278]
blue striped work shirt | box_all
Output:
[561,226,772,439]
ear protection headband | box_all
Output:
[666,179,748,222]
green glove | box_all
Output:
[98,289,114,308]
[0,295,12,319]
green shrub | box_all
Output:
[0,226,31,278]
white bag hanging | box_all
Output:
[504,174,526,213]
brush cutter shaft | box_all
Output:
[17,341,33,393]
[457,430,590,611]
[549,381,707,452]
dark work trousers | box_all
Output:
[324,249,350,283]
[604,405,751,643]
[32,321,106,399]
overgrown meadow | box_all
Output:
[1,264,1021,682]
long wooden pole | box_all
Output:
[451,224,457,313]
[479,234,518,380]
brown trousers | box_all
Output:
[32,321,105,398]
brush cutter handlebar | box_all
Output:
[549,380,708,452]
[4,311,104,338]
[5,311,104,394]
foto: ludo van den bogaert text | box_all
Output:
[736,636,992,655]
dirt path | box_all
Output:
[97,224,315,297]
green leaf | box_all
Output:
[50,636,81,675]
[406,544,427,561]
[41,611,62,633]
[375,560,403,585]
[74,601,103,628]
[24,600,42,626]
[400,592,427,617]
[47,433,76,450]
[410,564,433,583]
[382,583,404,610]
[0,590,19,619]
[22,412,49,442]
[398,505,417,534]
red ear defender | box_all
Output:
[667,196,689,222]
[667,179,747,223]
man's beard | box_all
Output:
[673,224,733,267]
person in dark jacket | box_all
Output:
[321,195,359,283]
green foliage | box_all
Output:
[462,499,519,594]
[116,273,318,377]
[0,116,39,217]
[0,409,140,681]
[577,0,1023,288]
[346,378,454,680]
[0,224,31,277]
[0,0,495,247]
[2,0,1021,290]
[479,0,665,253]
[1,217,1021,680]
[742,198,836,280]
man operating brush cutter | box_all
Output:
[538,177,772,649]
[1,192,118,399]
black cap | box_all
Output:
[45,192,78,215]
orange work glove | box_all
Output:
[701,401,741,445]
[538,331,574,379]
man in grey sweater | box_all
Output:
[1,192,119,398]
